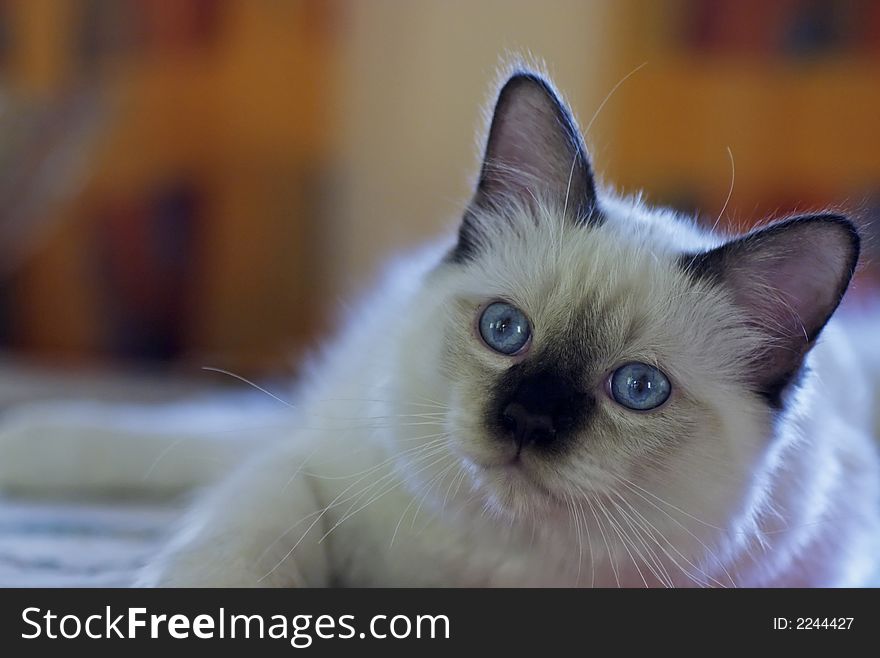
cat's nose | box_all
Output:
[501,402,557,448]
[495,371,588,451]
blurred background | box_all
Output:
[1,0,879,391]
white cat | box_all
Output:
[2,69,879,587]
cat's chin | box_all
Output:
[463,456,561,517]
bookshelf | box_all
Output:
[2,1,876,374]
[599,0,880,239]
[0,0,340,373]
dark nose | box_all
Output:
[496,371,584,451]
[501,402,557,448]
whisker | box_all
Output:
[565,491,584,586]
[617,475,725,531]
[594,491,647,587]
[609,488,711,588]
[321,450,454,546]
[583,61,648,139]
[258,440,449,581]
[583,493,619,587]
[410,460,459,532]
[711,145,735,233]
[614,476,735,587]
[202,366,294,408]
[293,436,448,483]
[606,494,672,587]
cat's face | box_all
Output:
[389,70,858,581]
[431,203,767,523]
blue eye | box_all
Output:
[609,362,671,411]
[478,302,531,355]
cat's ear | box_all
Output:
[684,214,860,406]
[475,72,597,215]
[452,72,598,261]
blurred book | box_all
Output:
[93,180,201,362]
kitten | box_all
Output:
[5,69,880,587]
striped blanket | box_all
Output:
[0,498,181,587]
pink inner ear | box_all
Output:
[486,88,576,195]
[705,216,858,399]
[728,221,854,346]
[476,74,594,216]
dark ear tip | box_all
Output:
[680,212,862,283]
[748,212,860,265]
[496,70,558,103]
[788,212,861,272]
[503,70,545,84]
[821,213,861,257]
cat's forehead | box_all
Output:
[453,201,695,319]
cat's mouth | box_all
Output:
[465,454,556,501]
